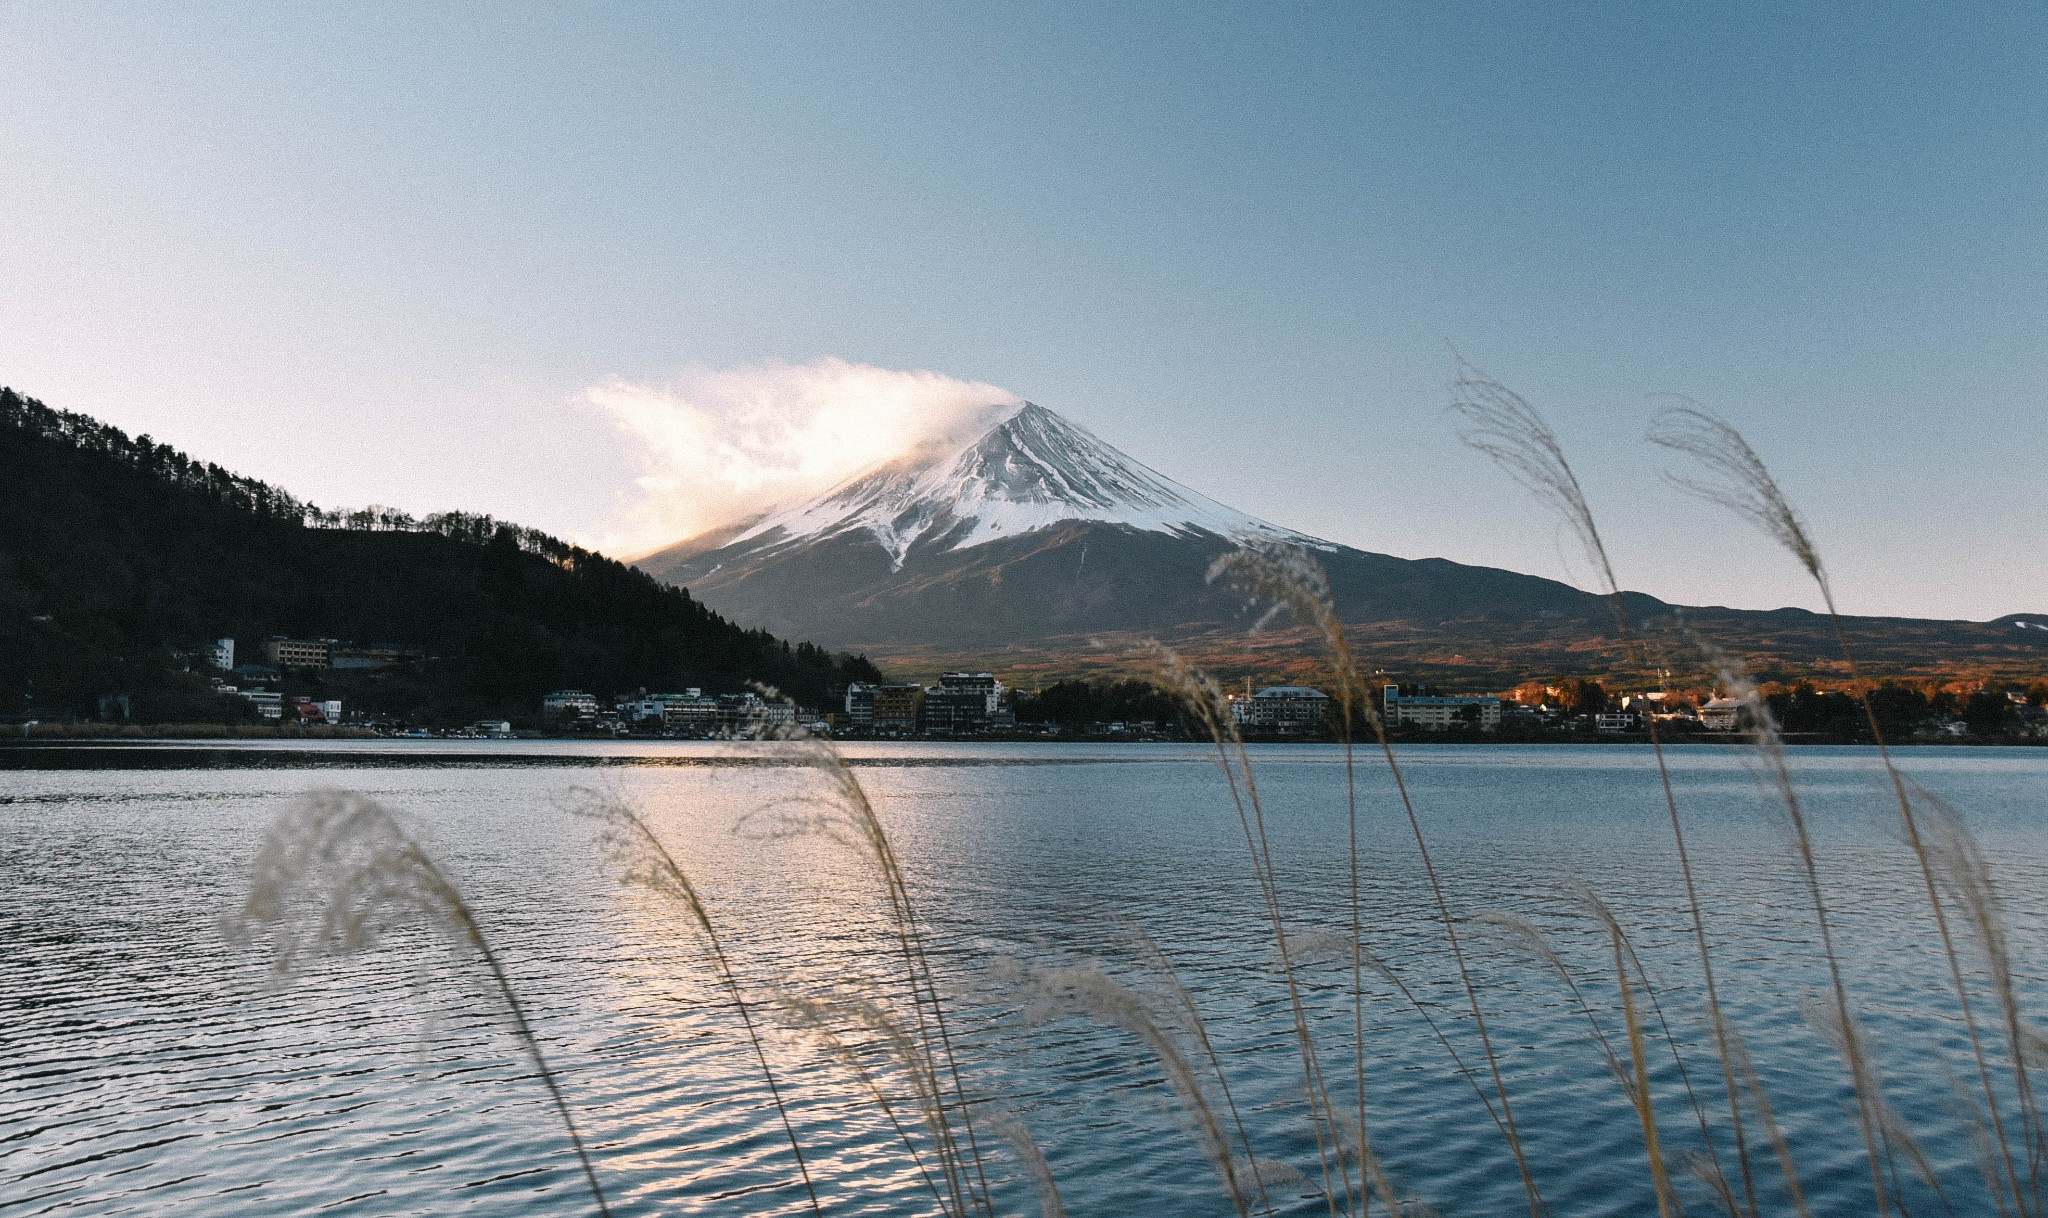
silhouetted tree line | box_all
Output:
[0,387,881,726]
[1504,672,2041,740]
[1755,680,2024,737]
[0,389,647,571]
[1012,679,1192,733]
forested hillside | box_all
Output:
[0,387,882,725]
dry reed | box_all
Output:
[1130,926,1278,1217]
[1700,643,1893,1211]
[1905,774,2048,1214]
[222,788,613,1217]
[987,1111,1067,1218]
[568,784,821,1215]
[1571,885,1681,1217]
[1453,362,1751,1214]
[210,401,2048,1218]
[1152,642,1353,1214]
[731,711,1002,1218]
[1206,538,1548,1217]
[1208,542,1375,1216]
[1652,403,2032,1216]
[997,954,1253,1214]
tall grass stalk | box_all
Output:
[1651,404,2035,1214]
[1907,774,2048,1215]
[988,1111,1067,1218]
[1721,1019,1814,1218]
[1205,542,1548,1218]
[1474,912,1631,1091]
[1575,886,1682,1217]
[775,988,954,1209]
[1704,650,1894,1214]
[1208,543,1373,1213]
[1293,923,1520,1212]
[1154,645,1351,1214]
[1130,927,1278,1218]
[1477,906,1687,1215]
[1451,364,1749,1213]
[1564,876,1731,1195]
[569,786,822,1215]
[223,788,613,1218]
[1314,929,1520,1152]
[1002,955,1254,1215]
[739,723,1000,1217]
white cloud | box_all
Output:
[582,357,1020,558]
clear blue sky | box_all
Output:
[4,2,2043,619]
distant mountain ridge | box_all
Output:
[638,401,2048,686]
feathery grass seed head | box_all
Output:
[1646,405,1824,586]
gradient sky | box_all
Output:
[5,2,2044,621]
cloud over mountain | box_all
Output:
[585,357,1020,557]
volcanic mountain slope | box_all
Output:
[636,403,2048,685]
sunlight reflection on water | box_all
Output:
[3,741,2045,1215]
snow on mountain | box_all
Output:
[724,402,1325,568]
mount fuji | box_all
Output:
[634,403,2046,684]
[713,403,1319,566]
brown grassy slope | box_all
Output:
[641,520,2045,689]
[855,609,2048,689]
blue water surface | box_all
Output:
[3,740,2044,1215]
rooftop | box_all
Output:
[1253,685,1328,699]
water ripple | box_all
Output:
[2,743,2044,1215]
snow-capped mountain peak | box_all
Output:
[728,402,1323,567]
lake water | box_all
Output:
[4,740,2046,1216]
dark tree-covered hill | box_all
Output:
[0,387,882,725]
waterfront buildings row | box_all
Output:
[178,635,405,726]
[1231,685,2048,738]
[545,688,798,734]
[1222,685,1665,734]
[540,674,1021,739]
[843,672,1016,734]
[1223,685,1509,733]
[204,682,342,724]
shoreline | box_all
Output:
[2,723,381,741]
[2,731,2040,749]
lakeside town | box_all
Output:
[544,675,2048,742]
[16,10,2048,1217]
[65,632,2043,745]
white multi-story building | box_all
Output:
[211,638,235,671]
[235,689,283,721]
[664,691,726,729]
[542,690,602,720]
[749,699,797,731]
[617,690,710,726]
[1699,697,1747,731]
[1382,686,1501,731]
[1232,686,1332,733]
[618,690,796,734]
[921,672,1011,733]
